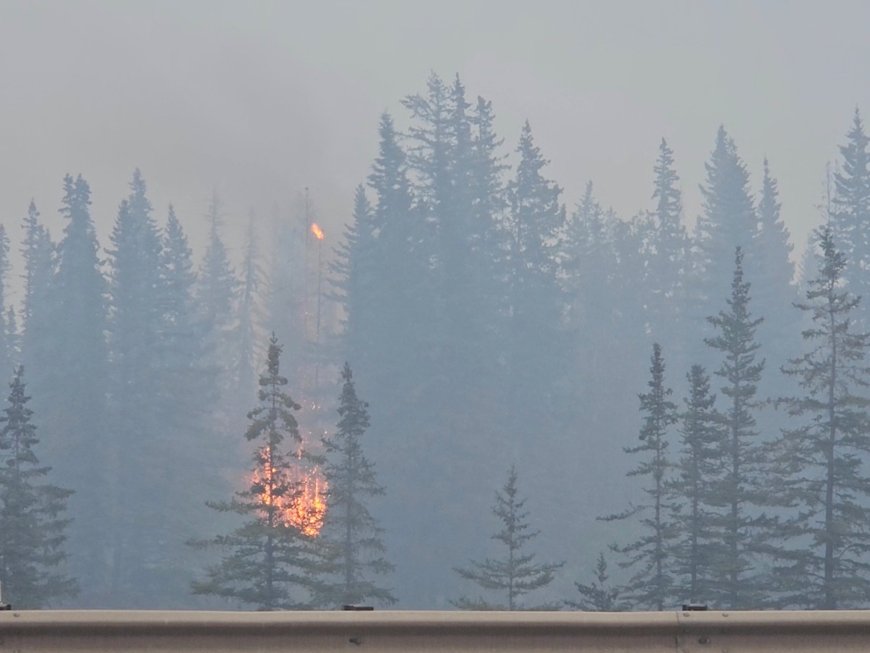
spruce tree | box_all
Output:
[313,363,395,607]
[565,552,625,611]
[830,109,870,326]
[330,185,375,371]
[703,247,769,608]
[0,366,76,607]
[469,95,510,358]
[670,364,723,604]
[644,139,690,349]
[236,214,263,402]
[604,343,677,610]
[106,169,168,602]
[191,334,314,610]
[694,127,757,347]
[19,201,55,393]
[753,158,798,392]
[48,173,110,603]
[198,192,239,402]
[776,226,870,608]
[505,121,565,430]
[0,225,13,384]
[453,465,563,610]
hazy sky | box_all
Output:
[3,0,870,267]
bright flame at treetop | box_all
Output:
[310,222,325,240]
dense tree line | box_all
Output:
[5,72,870,610]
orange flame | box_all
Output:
[310,223,325,240]
[251,448,328,537]
[285,468,328,537]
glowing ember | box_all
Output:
[251,448,328,537]
[310,223,325,240]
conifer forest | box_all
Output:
[5,1,870,613]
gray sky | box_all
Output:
[3,0,870,266]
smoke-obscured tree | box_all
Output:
[753,159,798,391]
[670,364,723,604]
[830,110,870,326]
[45,173,109,603]
[156,203,225,606]
[236,214,264,403]
[604,343,677,611]
[703,247,770,608]
[453,465,563,610]
[330,185,375,369]
[505,121,565,428]
[561,182,616,363]
[263,198,305,376]
[197,192,238,403]
[0,225,15,383]
[191,334,314,610]
[694,128,758,352]
[565,552,626,611]
[0,366,76,607]
[19,202,55,399]
[468,95,511,364]
[775,226,870,608]
[159,204,213,434]
[643,139,690,353]
[312,363,395,608]
[106,169,169,602]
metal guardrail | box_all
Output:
[2,609,870,652]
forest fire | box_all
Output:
[285,468,328,537]
[251,448,328,538]
[310,222,325,240]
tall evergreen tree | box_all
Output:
[47,173,109,604]
[19,201,55,388]
[0,225,14,383]
[0,366,76,607]
[453,465,563,610]
[776,226,870,608]
[198,192,239,401]
[330,185,375,370]
[753,159,798,391]
[236,214,263,402]
[505,121,565,429]
[703,247,769,608]
[643,139,690,348]
[670,364,723,604]
[469,95,510,357]
[604,343,677,611]
[313,363,395,607]
[191,334,314,610]
[105,170,168,603]
[830,109,870,326]
[107,171,185,600]
[694,127,757,347]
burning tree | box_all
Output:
[453,465,563,610]
[190,334,319,610]
[312,363,395,608]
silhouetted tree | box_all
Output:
[604,343,677,610]
[0,366,76,607]
[453,466,563,610]
[313,363,395,607]
[775,226,870,608]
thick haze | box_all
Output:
[3,0,870,262]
